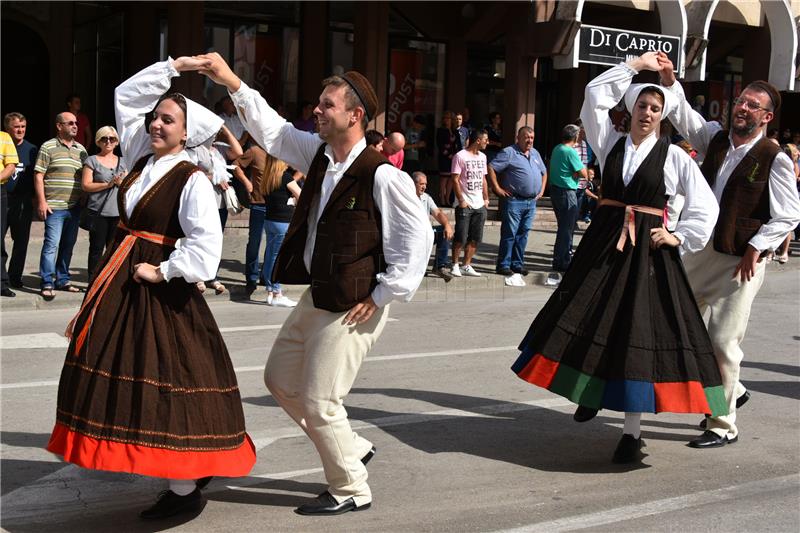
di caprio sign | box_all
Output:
[579,24,682,72]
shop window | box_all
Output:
[387,40,446,137]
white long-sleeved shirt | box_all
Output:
[663,79,800,252]
[580,63,719,254]
[114,59,222,282]
[229,81,433,308]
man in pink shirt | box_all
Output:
[450,129,489,277]
[382,132,405,169]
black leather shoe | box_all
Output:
[1,287,16,297]
[688,430,737,449]
[512,267,530,276]
[699,391,750,428]
[140,489,202,519]
[361,446,376,465]
[573,405,599,422]
[295,491,369,516]
[196,476,213,490]
[496,267,514,276]
[9,279,22,289]
[612,434,643,464]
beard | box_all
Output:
[731,115,759,137]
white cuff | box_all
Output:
[159,260,175,282]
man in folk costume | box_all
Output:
[658,55,800,448]
[194,53,433,515]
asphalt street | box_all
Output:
[1,231,799,532]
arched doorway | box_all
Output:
[1,21,50,146]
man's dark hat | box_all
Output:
[341,71,378,121]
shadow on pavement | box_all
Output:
[206,478,326,509]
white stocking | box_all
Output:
[623,412,641,439]
[169,479,196,496]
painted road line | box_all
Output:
[0,332,69,350]
[493,474,800,533]
[0,345,518,389]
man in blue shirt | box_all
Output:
[488,126,547,276]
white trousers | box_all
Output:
[683,243,766,439]
[264,289,388,506]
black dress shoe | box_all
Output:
[139,489,202,519]
[699,391,750,429]
[361,446,376,465]
[1,287,16,297]
[496,267,514,276]
[688,430,737,449]
[295,491,369,516]
[512,267,530,276]
[573,405,599,422]
[196,476,213,490]
[9,279,22,289]
[612,434,644,464]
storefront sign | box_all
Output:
[579,24,681,72]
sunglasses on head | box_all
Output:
[99,136,118,143]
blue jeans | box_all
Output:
[550,186,579,272]
[39,207,80,288]
[263,220,289,292]
[497,197,536,271]
[432,226,451,269]
[245,205,267,283]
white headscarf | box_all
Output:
[183,97,224,149]
[624,83,678,120]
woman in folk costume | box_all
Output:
[511,52,726,463]
[46,56,256,519]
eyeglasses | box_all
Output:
[60,121,78,126]
[732,97,771,113]
[99,137,118,143]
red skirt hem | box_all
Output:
[46,423,257,479]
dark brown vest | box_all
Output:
[700,130,779,256]
[272,144,389,312]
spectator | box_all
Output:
[404,114,426,173]
[260,154,301,307]
[0,129,19,296]
[793,131,800,146]
[574,119,596,223]
[548,124,587,273]
[450,129,489,277]
[365,129,384,152]
[293,100,316,133]
[766,128,779,145]
[436,111,461,206]
[580,167,600,222]
[780,128,792,144]
[774,143,800,264]
[455,112,469,150]
[218,95,250,147]
[34,112,88,300]
[488,126,547,278]
[382,132,405,169]
[485,111,503,162]
[66,94,92,149]
[412,171,454,282]
[81,126,127,278]
[461,107,474,130]
[232,144,267,294]
[2,112,37,290]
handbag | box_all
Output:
[79,159,119,231]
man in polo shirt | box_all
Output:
[488,126,547,278]
[549,124,587,273]
[34,112,87,299]
[0,129,20,297]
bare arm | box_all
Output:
[218,125,243,160]
[487,165,510,197]
[34,172,51,219]
[452,173,467,208]
[574,166,588,179]
[80,165,114,193]
[537,171,548,200]
[432,208,454,240]
[231,165,253,194]
[0,163,16,182]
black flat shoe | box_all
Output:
[688,430,738,449]
[139,489,202,519]
[196,476,213,490]
[496,267,513,276]
[612,434,644,464]
[361,446,376,465]
[512,267,530,276]
[699,391,750,428]
[294,491,369,516]
[573,405,599,422]
[1,287,16,297]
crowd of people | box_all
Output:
[0,48,799,522]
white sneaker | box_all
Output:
[462,264,481,277]
[545,272,562,286]
[504,273,526,287]
[266,292,274,305]
[271,294,297,307]
[451,263,462,277]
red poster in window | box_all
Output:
[254,34,282,103]
[387,49,422,133]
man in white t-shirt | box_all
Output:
[412,171,454,281]
[450,129,489,277]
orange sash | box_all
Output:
[65,222,177,356]
[598,198,666,252]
